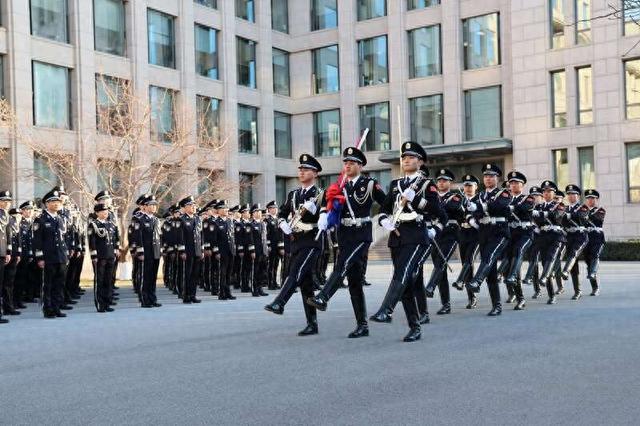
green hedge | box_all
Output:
[600,240,640,261]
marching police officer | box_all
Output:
[522,186,544,298]
[212,200,237,301]
[502,171,536,310]
[264,154,327,336]
[370,142,443,342]
[560,185,590,300]
[467,164,512,316]
[424,168,464,315]
[133,195,162,308]
[32,189,70,318]
[88,203,119,312]
[532,181,566,305]
[306,146,386,338]
[177,196,203,304]
[452,175,481,309]
[583,190,606,296]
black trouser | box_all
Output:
[564,232,588,293]
[2,257,19,312]
[426,229,458,306]
[162,253,173,289]
[218,254,233,298]
[140,256,160,305]
[132,254,141,295]
[94,258,115,310]
[504,229,533,302]
[584,234,605,289]
[252,254,268,295]
[538,232,564,297]
[391,244,427,330]
[0,261,5,317]
[42,262,67,313]
[280,252,291,288]
[72,254,84,293]
[272,246,320,326]
[413,265,428,317]
[472,226,509,308]
[457,234,479,302]
[231,254,242,289]
[202,255,212,292]
[316,240,370,326]
[267,251,281,289]
[15,257,37,302]
[179,255,202,300]
[64,254,80,301]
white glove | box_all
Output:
[380,217,395,232]
[480,202,488,213]
[302,200,317,215]
[565,213,571,220]
[279,221,292,235]
[317,213,328,231]
[427,228,436,239]
[532,210,540,217]
[469,218,480,230]
[466,202,477,212]
[402,188,416,202]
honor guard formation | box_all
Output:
[0,146,608,344]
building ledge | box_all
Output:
[378,138,513,165]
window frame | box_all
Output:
[626,142,640,203]
[147,8,176,69]
[93,0,127,57]
[462,12,501,70]
[32,60,72,130]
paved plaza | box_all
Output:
[1,262,639,425]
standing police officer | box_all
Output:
[16,201,36,306]
[250,204,269,297]
[0,190,12,323]
[306,146,386,338]
[177,196,204,304]
[88,203,119,312]
[265,201,282,290]
[33,189,69,318]
[134,195,162,308]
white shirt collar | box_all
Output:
[46,210,58,218]
[301,184,314,192]
[348,175,360,185]
[404,172,420,181]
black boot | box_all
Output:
[348,293,368,338]
[466,295,477,309]
[452,263,471,291]
[590,278,600,296]
[401,295,421,342]
[264,300,285,315]
[571,271,581,300]
[436,302,451,315]
[299,303,318,336]
[298,322,318,336]
[487,302,502,316]
[370,280,405,323]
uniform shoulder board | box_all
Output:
[526,196,534,203]
[501,191,510,197]
[452,194,461,202]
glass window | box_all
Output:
[95,74,129,135]
[575,0,591,44]
[627,143,640,202]
[314,109,341,157]
[196,95,221,146]
[239,173,256,204]
[94,0,126,56]
[311,0,337,31]
[358,35,388,87]
[624,1,640,36]
[0,56,4,99]
[149,86,175,143]
[463,13,500,70]
[464,86,502,141]
[32,61,71,129]
[551,70,567,128]
[410,94,443,146]
[549,0,566,48]
[274,112,292,158]
[237,37,257,88]
[272,0,289,33]
[147,9,175,69]
[236,0,255,23]
[408,0,439,10]
[553,149,569,191]
[578,146,595,190]
[272,48,290,96]
[577,66,592,125]
[195,0,217,8]
[313,45,339,94]
[317,174,340,189]
[358,0,386,21]
[625,59,640,119]
[408,25,441,78]
[33,153,59,198]
[276,176,288,206]
[238,104,259,154]
[195,24,219,79]
[359,102,390,152]
[31,0,68,43]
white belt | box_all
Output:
[540,225,562,232]
[586,227,603,233]
[446,220,459,226]
[397,213,423,223]
[566,227,585,233]
[341,217,371,227]
[509,221,532,228]
[293,222,317,232]
[461,223,473,229]
[479,217,507,225]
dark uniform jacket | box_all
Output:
[214,217,236,257]
[19,218,33,259]
[133,213,162,259]
[88,219,119,260]
[33,211,69,264]
[202,216,219,254]
[336,175,386,246]
[472,187,513,238]
[278,186,327,251]
[178,214,204,257]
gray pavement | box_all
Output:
[1,261,639,426]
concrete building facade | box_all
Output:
[0,0,637,239]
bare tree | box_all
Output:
[0,77,234,260]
